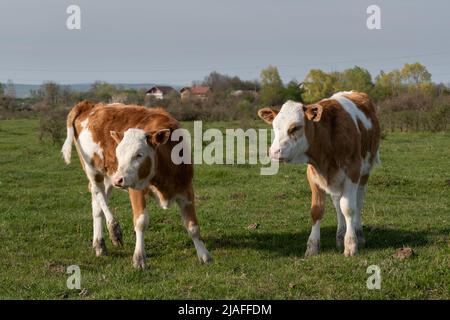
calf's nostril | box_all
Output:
[115,177,124,186]
[268,148,280,158]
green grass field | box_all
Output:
[0,118,449,299]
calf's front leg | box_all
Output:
[129,189,149,269]
[305,171,326,257]
[91,193,107,256]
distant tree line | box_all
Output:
[1,62,450,142]
[302,62,440,103]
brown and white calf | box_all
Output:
[258,91,380,257]
[61,101,211,268]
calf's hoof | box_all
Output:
[108,220,123,247]
[344,235,358,257]
[93,239,108,257]
[304,239,320,258]
[198,251,213,264]
[133,253,146,269]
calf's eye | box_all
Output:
[288,125,302,135]
[135,153,143,159]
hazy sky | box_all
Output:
[1,0,449,85]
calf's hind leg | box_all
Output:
[355,175,370,248]
[332,194,346,251]
[177,188,212,264]
[340,179,359,256]
[90,180,123,247]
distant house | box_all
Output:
[146,86,176,99]
[180,86,211,100]
[230,89,259,97]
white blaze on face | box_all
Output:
[114,128,155,189]
[270,100,309,163]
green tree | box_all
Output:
[202,71,260,94]
[90,81,118,101]
[303,69,338,102]
[400,62,433,93]
[203,71,232,92]
[372,63,432,100]
[400,63,431,86]
[259,65,285,106]
[338,66,373,93]
[284,80,303,102]
[373,69,403,100]
[0,82,3,96]
[303,66,373,102]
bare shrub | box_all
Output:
[157,94,260,122]
[377,91,450,132]
[37,106,67,145]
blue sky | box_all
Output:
[1,0,449,85]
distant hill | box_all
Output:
[11,83,182,98]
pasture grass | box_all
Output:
[0,118,449,299]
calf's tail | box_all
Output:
[61,126,74,164]
[61,100,95,164]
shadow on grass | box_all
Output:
[207,225,438,257]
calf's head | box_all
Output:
[258,100,323,163]
[110,128,170,189]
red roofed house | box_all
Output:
[180,86,211,100]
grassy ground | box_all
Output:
[0,118,449,299]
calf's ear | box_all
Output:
[146,129,171,146]
[303,104,323,122]
[110,131,124,144]
[257,107,279,124]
